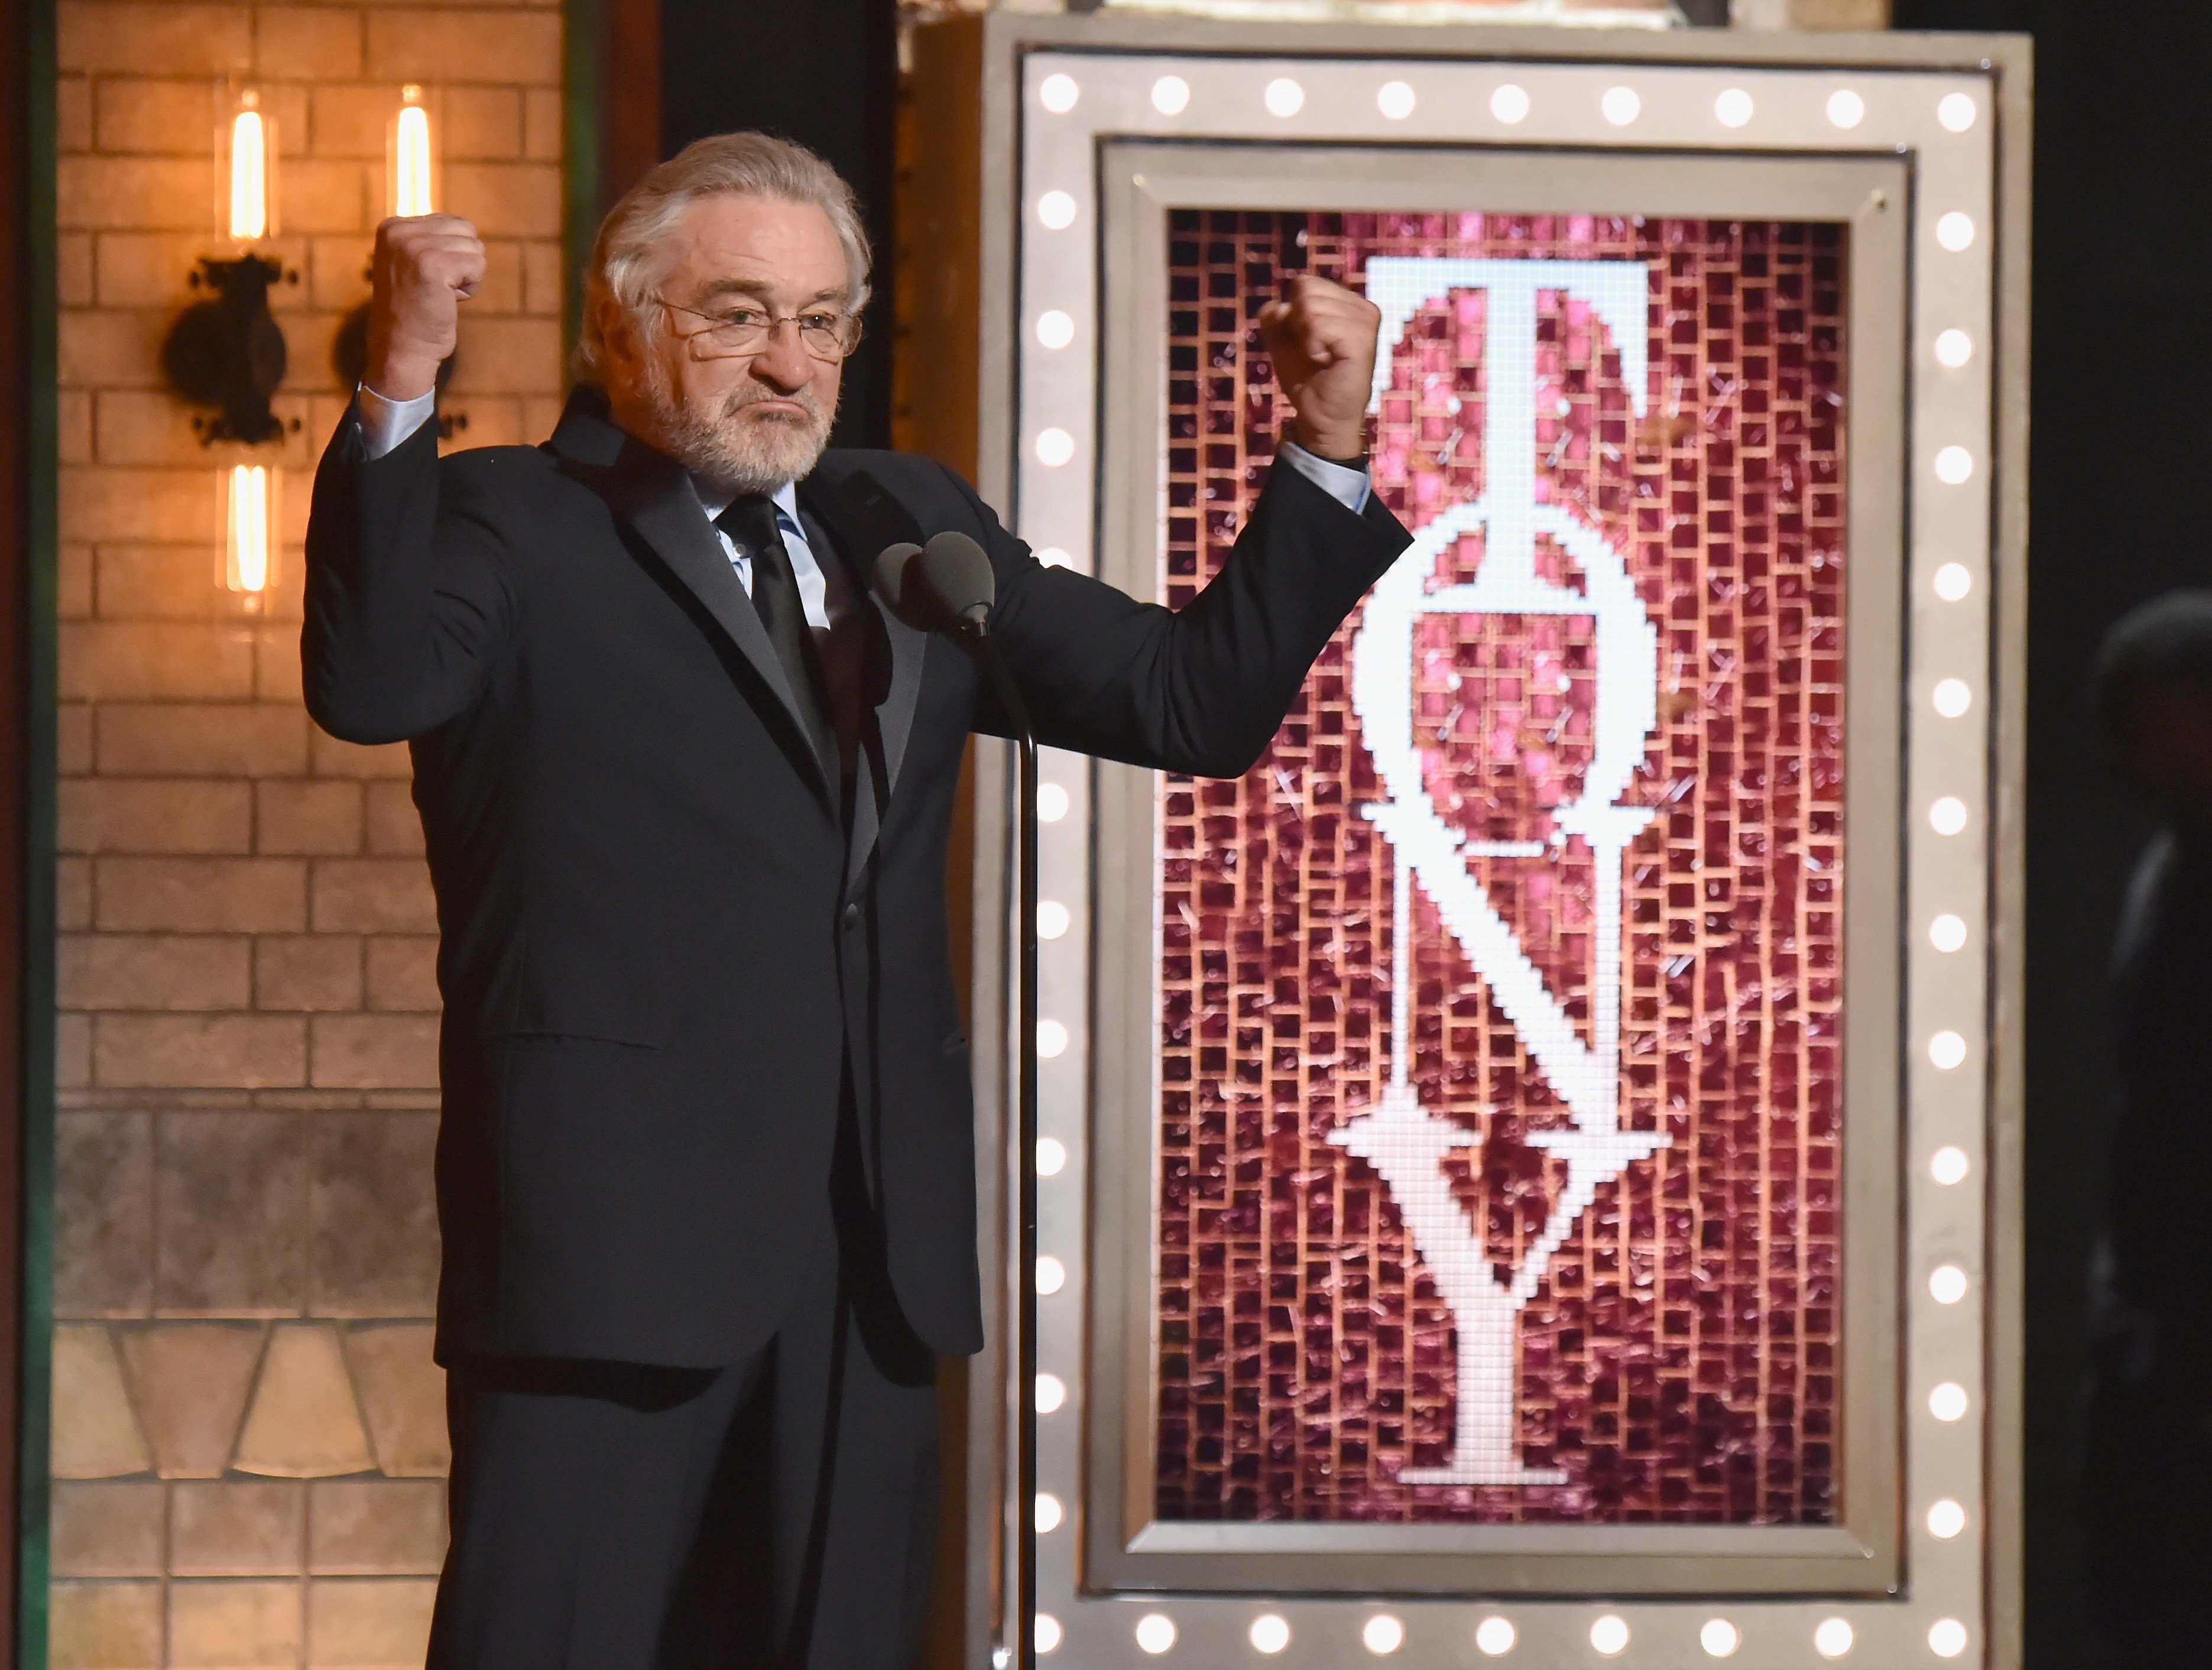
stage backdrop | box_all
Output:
[1153,209,1848,1530]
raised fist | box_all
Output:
[1257,273,1384,462]
[364,213,487,401]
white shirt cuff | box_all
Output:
[1277,439,1372,514]
[356,384,439,460]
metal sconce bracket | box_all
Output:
[162,254,303,446]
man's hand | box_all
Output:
[364,214,486,402]
[1257,274,1383,461]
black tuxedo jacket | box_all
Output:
[303,388,1410,1367]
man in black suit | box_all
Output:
[304,132,1408,1669]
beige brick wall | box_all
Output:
[51,2,565,1663]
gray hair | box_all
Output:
[574,132,872,384]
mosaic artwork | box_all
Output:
[1153,210,1848,1525]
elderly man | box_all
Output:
[305,133,1407,1668]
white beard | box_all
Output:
[643,356,833,497]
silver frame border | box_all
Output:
[960,15,2031,1669]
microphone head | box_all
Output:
[873,541,925,624]
[912,531,997,632]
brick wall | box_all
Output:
[48,4,564,1665]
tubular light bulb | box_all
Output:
[228,464,271,593]
[229,105,268,240]
[395,95,434,216]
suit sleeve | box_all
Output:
[952,458,1412,777]
[301,405,517,745]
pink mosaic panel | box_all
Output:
[1154,212,1847,1526]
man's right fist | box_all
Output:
[364,214,486,402]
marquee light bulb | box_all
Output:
[1937,212,1976,251]
[1827,90,1866,129]
[1591,1615,1630,1656]
[1929,1619,1968,1658]
[1929,914,1967,953]
[1035,428,1075,468]
[1701,1618,1740,1657]
[1037,782,1070,822]
[1151,76,1190,116]
[1035,1373,1066,1413]
[394,93,434,218]
[1362,1615,1403,1655]
[1039,73,1079,114]
[1939,92,1977,132]
[1035,1256,1065,1294]
[1037,191,1076,231]
[1474,1616,1516,1655]
[1814,1617,1854,1658]
[1036,310,1075,350]
[1929,1381,1970,1422]
[1935,329,1974,368]
[1266,78,1304,118]
[1929,1263,1970,1305]
[1931,1146,1971,1185]
[1037,1020,1069,1058]
[1935,446,1975,485]
[1927,1499,1967,1539]
[1377,80,1416,120]
[1929,1030,1967,1069]
[1490,84,1530,124]
[1934,562,1973,601]
[1715,88,1754,128]
[1250,1614,1290,1653]
[1929,797,1969,836]
[229,102,268,241]
[1034,1491,1063,1532]
[1933,677,1973,717]
[1135,1613,1176,1654]
[1036,1137,1067,1176]
[1038,900,1071,939]
[1035,1614,1062,1653]
[1602,86,1640,125]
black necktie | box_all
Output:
[715,494,834,782]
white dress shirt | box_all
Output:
[353,385,1372,627]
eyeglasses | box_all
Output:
[655,296,863,364]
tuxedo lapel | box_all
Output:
[800,463,930,893]
[548,397,836,810]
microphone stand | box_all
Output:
[965,616,1039,1670]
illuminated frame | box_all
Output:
[962,15,2028,1670]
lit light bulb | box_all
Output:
[1601,86,1640,126]
[1934,562,1973,601]
[1591,1615,1630,1656]
[1037,192,1077,231]
[229,102,269,241]
[1038,900,1071,939]
[1037,783,1071,822]
[1036,1256,1065,1295]
[1929,914,1968,953]
[1265,78,1304,118]
[1474,1616,1516,1656]
[1933,678,1973,718]
[394,92,434,217]
[1928,1030,1967,1069]
[1034,1491,1063,1532]
[1377,81,1416,120]
[1250,1615,1290,1653]
[1929,1263,1970,1305]
[1039,73,1079,115]
[1929,1619,1968,1658]
[1931,1146,1971,1185]
[1037,1020,1069,1058]
[1036,1373,1066,1413]
[1937,212,1976,252]
[1827,90,1866,129]
[226,464,273,594]
[1490,84,1529,124]
[1929,797,1969,836]
[1151,76,1190,116]
[1927,1499,1967,1539]
[1034,429,1075,468]
[1935,446,1975,485]
[1935,329,1973,368]
[1036,310,1075,350]
[1938,93,1977,132]
[1715,88,1754,128]
[1135,1613,1176,1654]
[1701,1618,1740,1657]
[1814,1617,1854,1658]
[1362,1615,1403,1655]
[1035,1614,1062,1653]
[1929,1382,1970,1422]
[1036,1137,1067,1176]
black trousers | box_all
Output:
[424,1137,942,1670]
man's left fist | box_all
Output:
[1257,274,1383,462]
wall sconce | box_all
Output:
[161,85,300,455]
[334,86,463,434]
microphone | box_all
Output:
[873,526,1040,1670]
[874,531,997,635]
